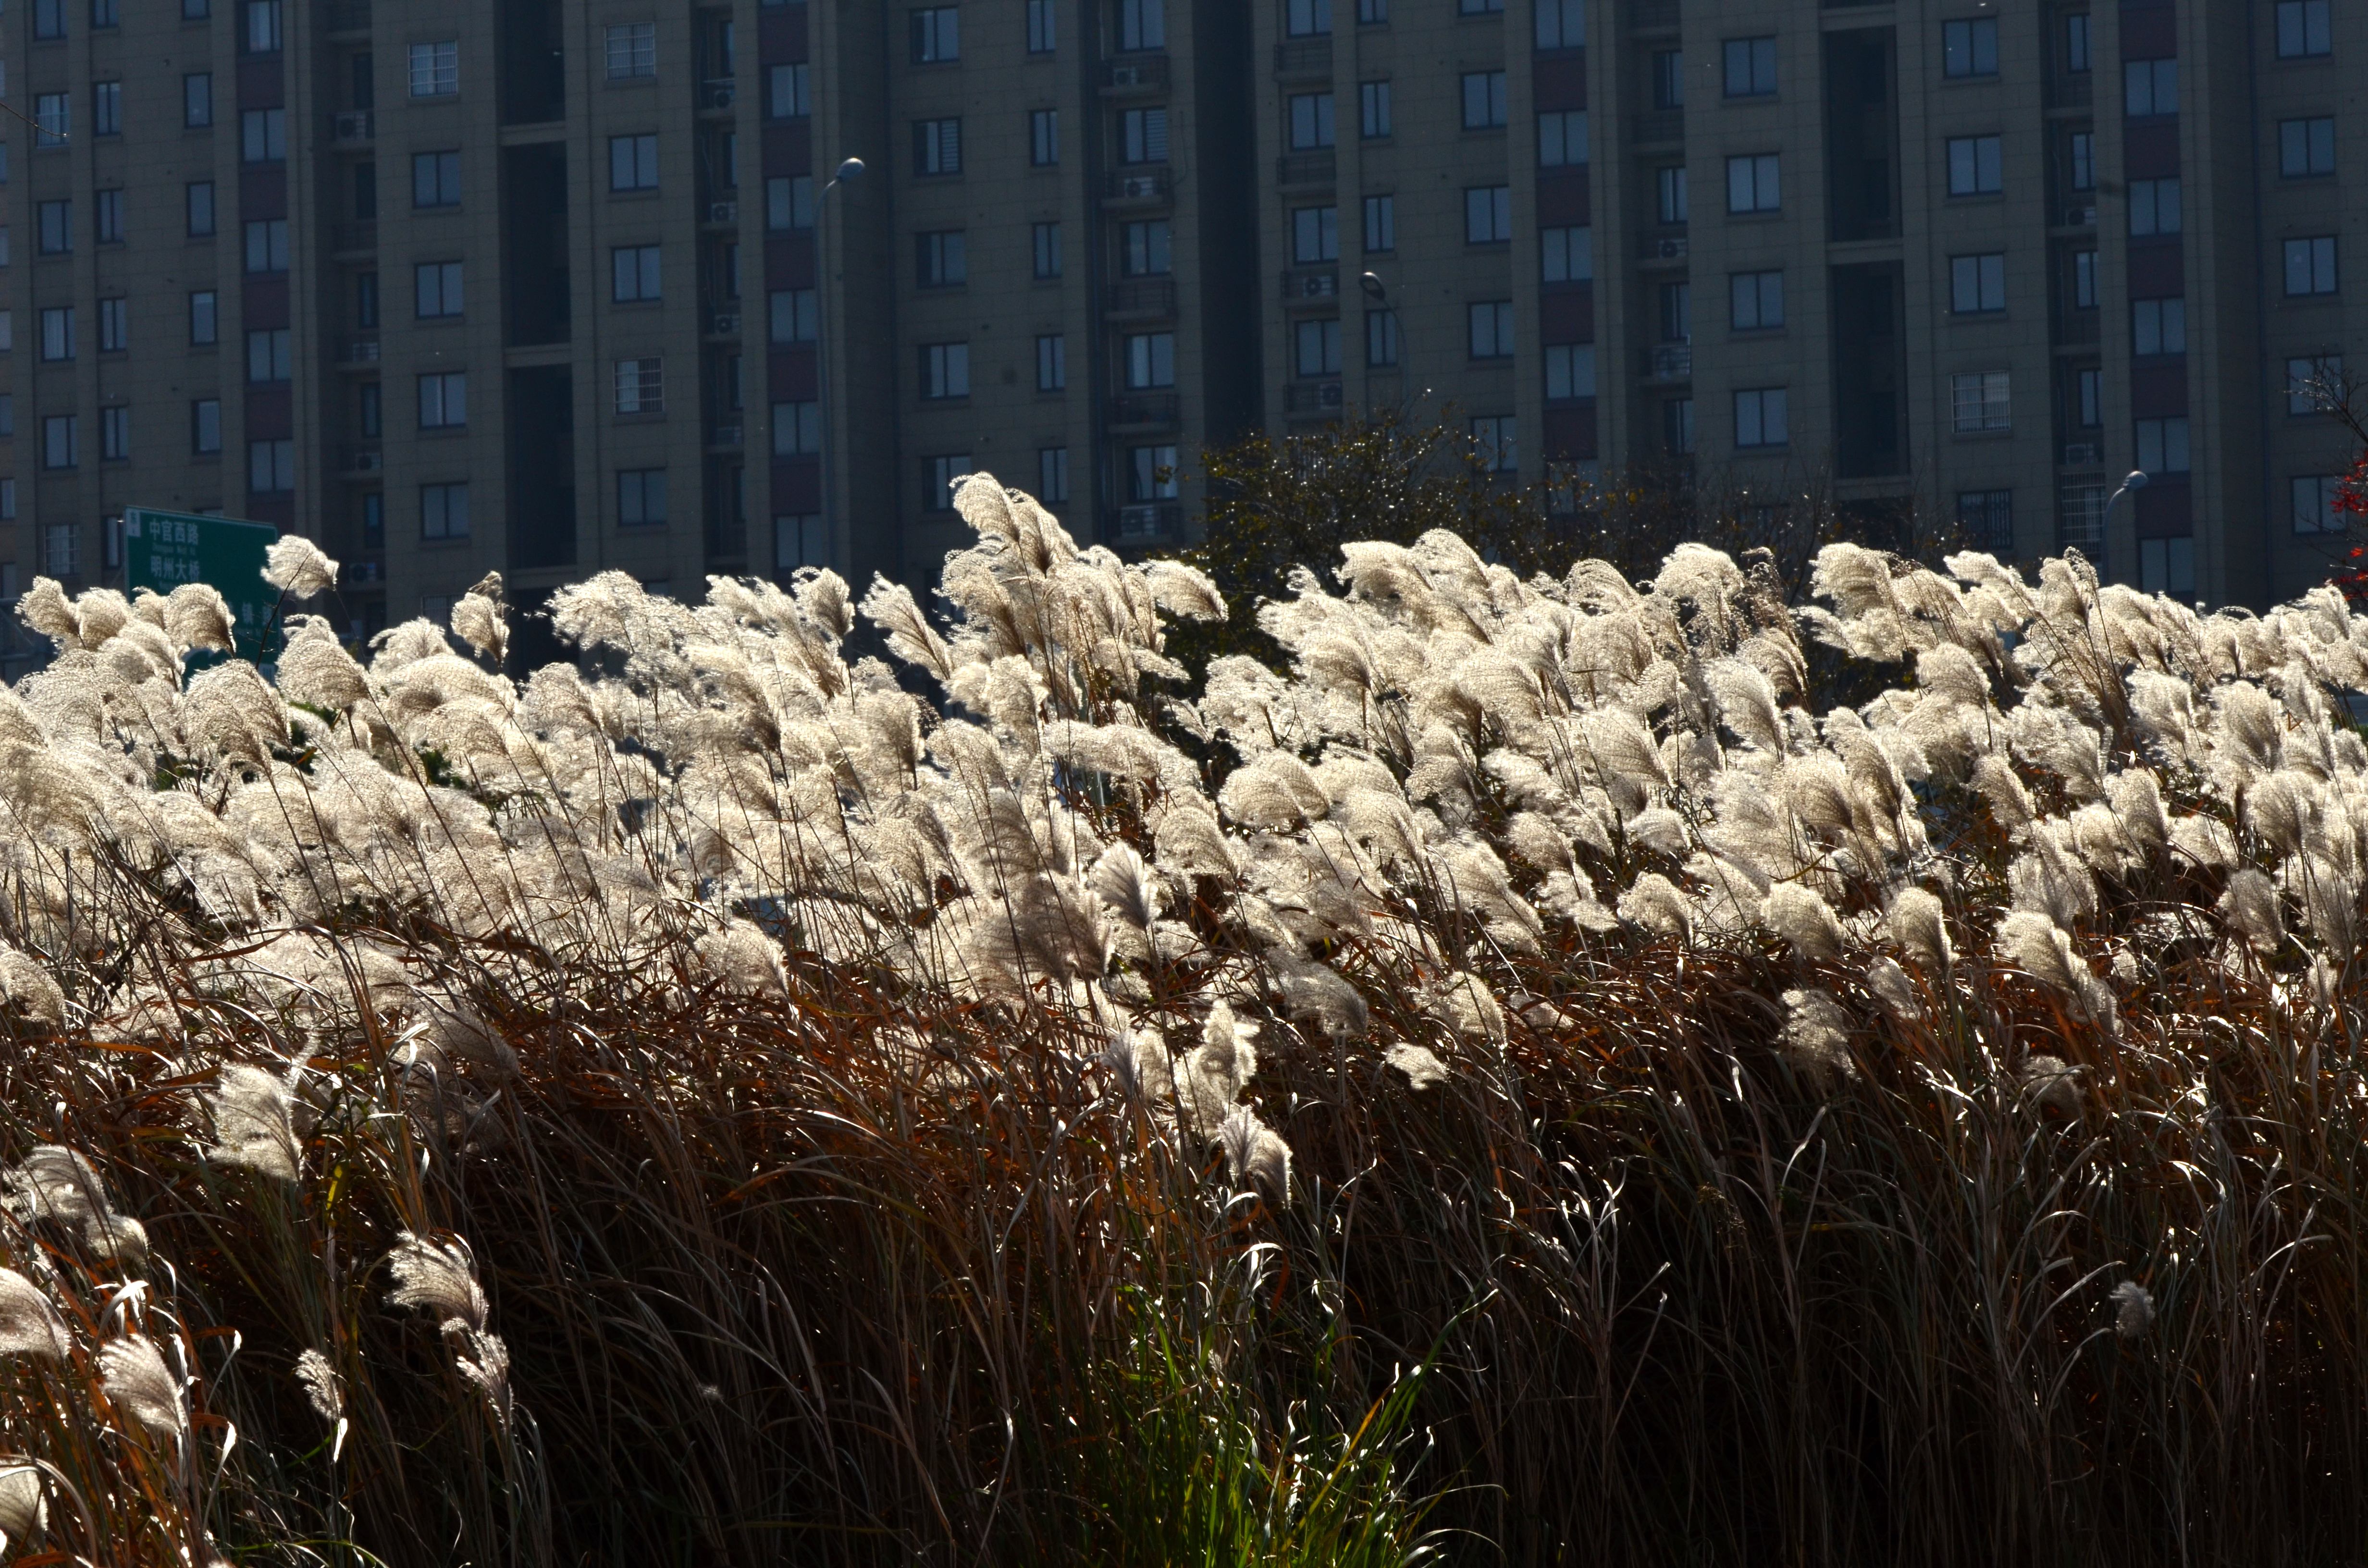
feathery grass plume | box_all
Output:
[0,1270,68,1361]
[1865,956,1922,1023]
[450,590,508,666]
[1995,911,2118,1031]
[261,534,339,600]
[2112,1281,2156,1340]
[1383,1042,1449,1090]
[1764,882,1845,962]
[2219,868,2285,952]
[384,1232,490,1334]
[164,582,238,653]
[693,922,790,997]
[1886,886,1953,969]
[1088,842,1163,932]
[0,1464,42,1551]
[1181,1003,1260,1134]
[294,1348,345,1426]
[2019,1054,2084,1120]
[98,1336,187,1442]
[199,1062,303,1183]
[1777,988,1857,1086]
[1215,1106,1292,1202]
[1265,948,1369,1039]
[1433,970,1507,1045]
[1619,872,1692,940]
[0,947,66,1028]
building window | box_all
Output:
[1538,110,1588,166]
[2281,117,2336,177]
[99,296,125,352]
[916,230,968,287]
[1363,194,1396,252]
[766,176,815,231]
[609,135,659,191]
[1544,344,1596,401]
[38,307,72,362]
[241,106,286,161]
[1468,300,1515,358]
[1951,371,2011,432]
[2294,474,2344,532]
[192,399,222,454]
[42,415,77,470]
[1731,269,1783,329]
[617,468,667,525]
[768,62,809,117]
[32,0,64,38]
[180,183,218,238]
[408,40,458,97]
[1542,224,1593,282]
[1366,308,1399,366]
[1291,93,1336,149]
[1360,80,1392,138]
[2131,296,2185,355]
[615,358,664,414]
[45,525,77,578]
[1947,135,2003,195]
[2138,537,2195,598]
[2285,235,2339,296]
[38,201,72,255]
[1120,108,1168,163]
[94,190,124,244]
[1465,186,1512,243]
[1943,18,1999,78]
[606,22,657,78]
[2074,367,2103,428]
[93,80,122,136]
[920,343,970,399]
[1033,221,1063,279]
[34,96,69,150]
[771,401,820,455]
[1726,154,1780,213]
[911,6,960,62]
[2066,12,2091,71]
[417,372,466,429]
[185,73,214,127]
[1295,318,1342,377]
[1124,331,1176,388]
[1652,49,1684,109]
[415,150,463,206]
[1536,0,1581,48]
[1724,37,1776,97]
[1459,0,1505,12]
[1469,416,1517,470]
[358,381,382,437]
[1030,108,1061,165]
[1128,445,1179,501]
[0,228,9,269]
[244,0,281,51]
[404,261,466,322]
[2286,354,2343,415]
[421,482,470,539]
[927,455,974,511]
[2276,0,2331,59]
[2128,178,2179,235]
[1957,490,2013,554]
[1028,0,1057,53]
[2069,131,2096,191]
[777,513,824,568]
[913,118,963,174]
[611,245,662,302]
[190,290,218,344]
[1734,387,1788,447]
[1035,333,1066,391]
[2136,416,2190,472]
[1287,0,1332,35]
[245,219,289,273]
[1656,166,1689,223]
[1118,0,1164,50]
[356,272,380,328]
[1950,253,2006,314]
[1462,71,1508,129]
[1664,398,1696,453]
[100,406,130,462]
[2123,58,2177,117]
[1124,219,1172,274]
[768,288,815,343]
[248,439,294,493]
[1037,446,1069,503]
[1294,205,1339,262]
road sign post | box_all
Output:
[123,507,281,660]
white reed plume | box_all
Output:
[1886,887,1952,970]
[384,1232,489,1333]
[0,1464,44,1551]
[2219,868,2284,953]
[1777,988,1856,1086]
[0,1269,69,1361]
[261,534,339,600]
[2111,1280,2155,1339]
[1215,1107,1292,1203]
[1764,882,1845,962]
[199,1062,303,1183]
[1383,1042,1449,1090]
[98,1335,188,1442]
[1995,912,2118,1031]
[0,946,66,1027]
[2019,1054,2084,1120]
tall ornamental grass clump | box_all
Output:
[0,482,2357,1564]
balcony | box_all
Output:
[1101,53,1171,95]
[332,221,378,256]
[1103,166,1173,207]
[1284,379,1345,416]
[1631,109,1684,148]
[1110,392,1181,431]
[1281,264,1340,304]
[1274,38,1332,80]
[1115,502,1182,541]
[1638,232,1689,265]
[701,78,737,111]
[332,109,374,146]
[1276,150,1337,188]
[1645,344,1692,382]
[337,446,383,477]
[1105,278,1178,319]
[322,0,370,36]
[335,335,380,366]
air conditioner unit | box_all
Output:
[333,110,373,141]
[349,450,384,473]
[708,200,739,224]
[2066,205,2097,227]
[1318,381,1344,409]
[350,560,382,583]
[2063,441,2101,465]
[1298,272,1337,298]
[1110,62,1146,87]
[1653,235,1689,260]
[711,424,744,446]
[1117,174,1159,199]
[711,312,741,335]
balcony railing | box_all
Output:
[1104,167,1173,204]
[1115,502,1182,540]
[1284,379,1345,415]
[1105,278,1178,318]
[1276,150,1336,187]
[1102,53,1170,93]
[1110,392,1181,429]
[1645,344,1693,381]
[706,422,745,449]
[2061,441,2104,467]
[1281,264,1340,302]
[332,109,374,145]
[1274,38,1332,78]
[335,335,381,365]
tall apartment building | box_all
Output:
[1,0,2364,673]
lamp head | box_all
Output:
[832,157,865,185]
[1359,270,1387,302]
[2124,469,2150,490]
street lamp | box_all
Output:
[1359,271,1414,411]
[2100,468,2147,579]
[802,156,863,579]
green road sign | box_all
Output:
[123,507,281,660]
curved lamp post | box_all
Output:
[808,156,863,576]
